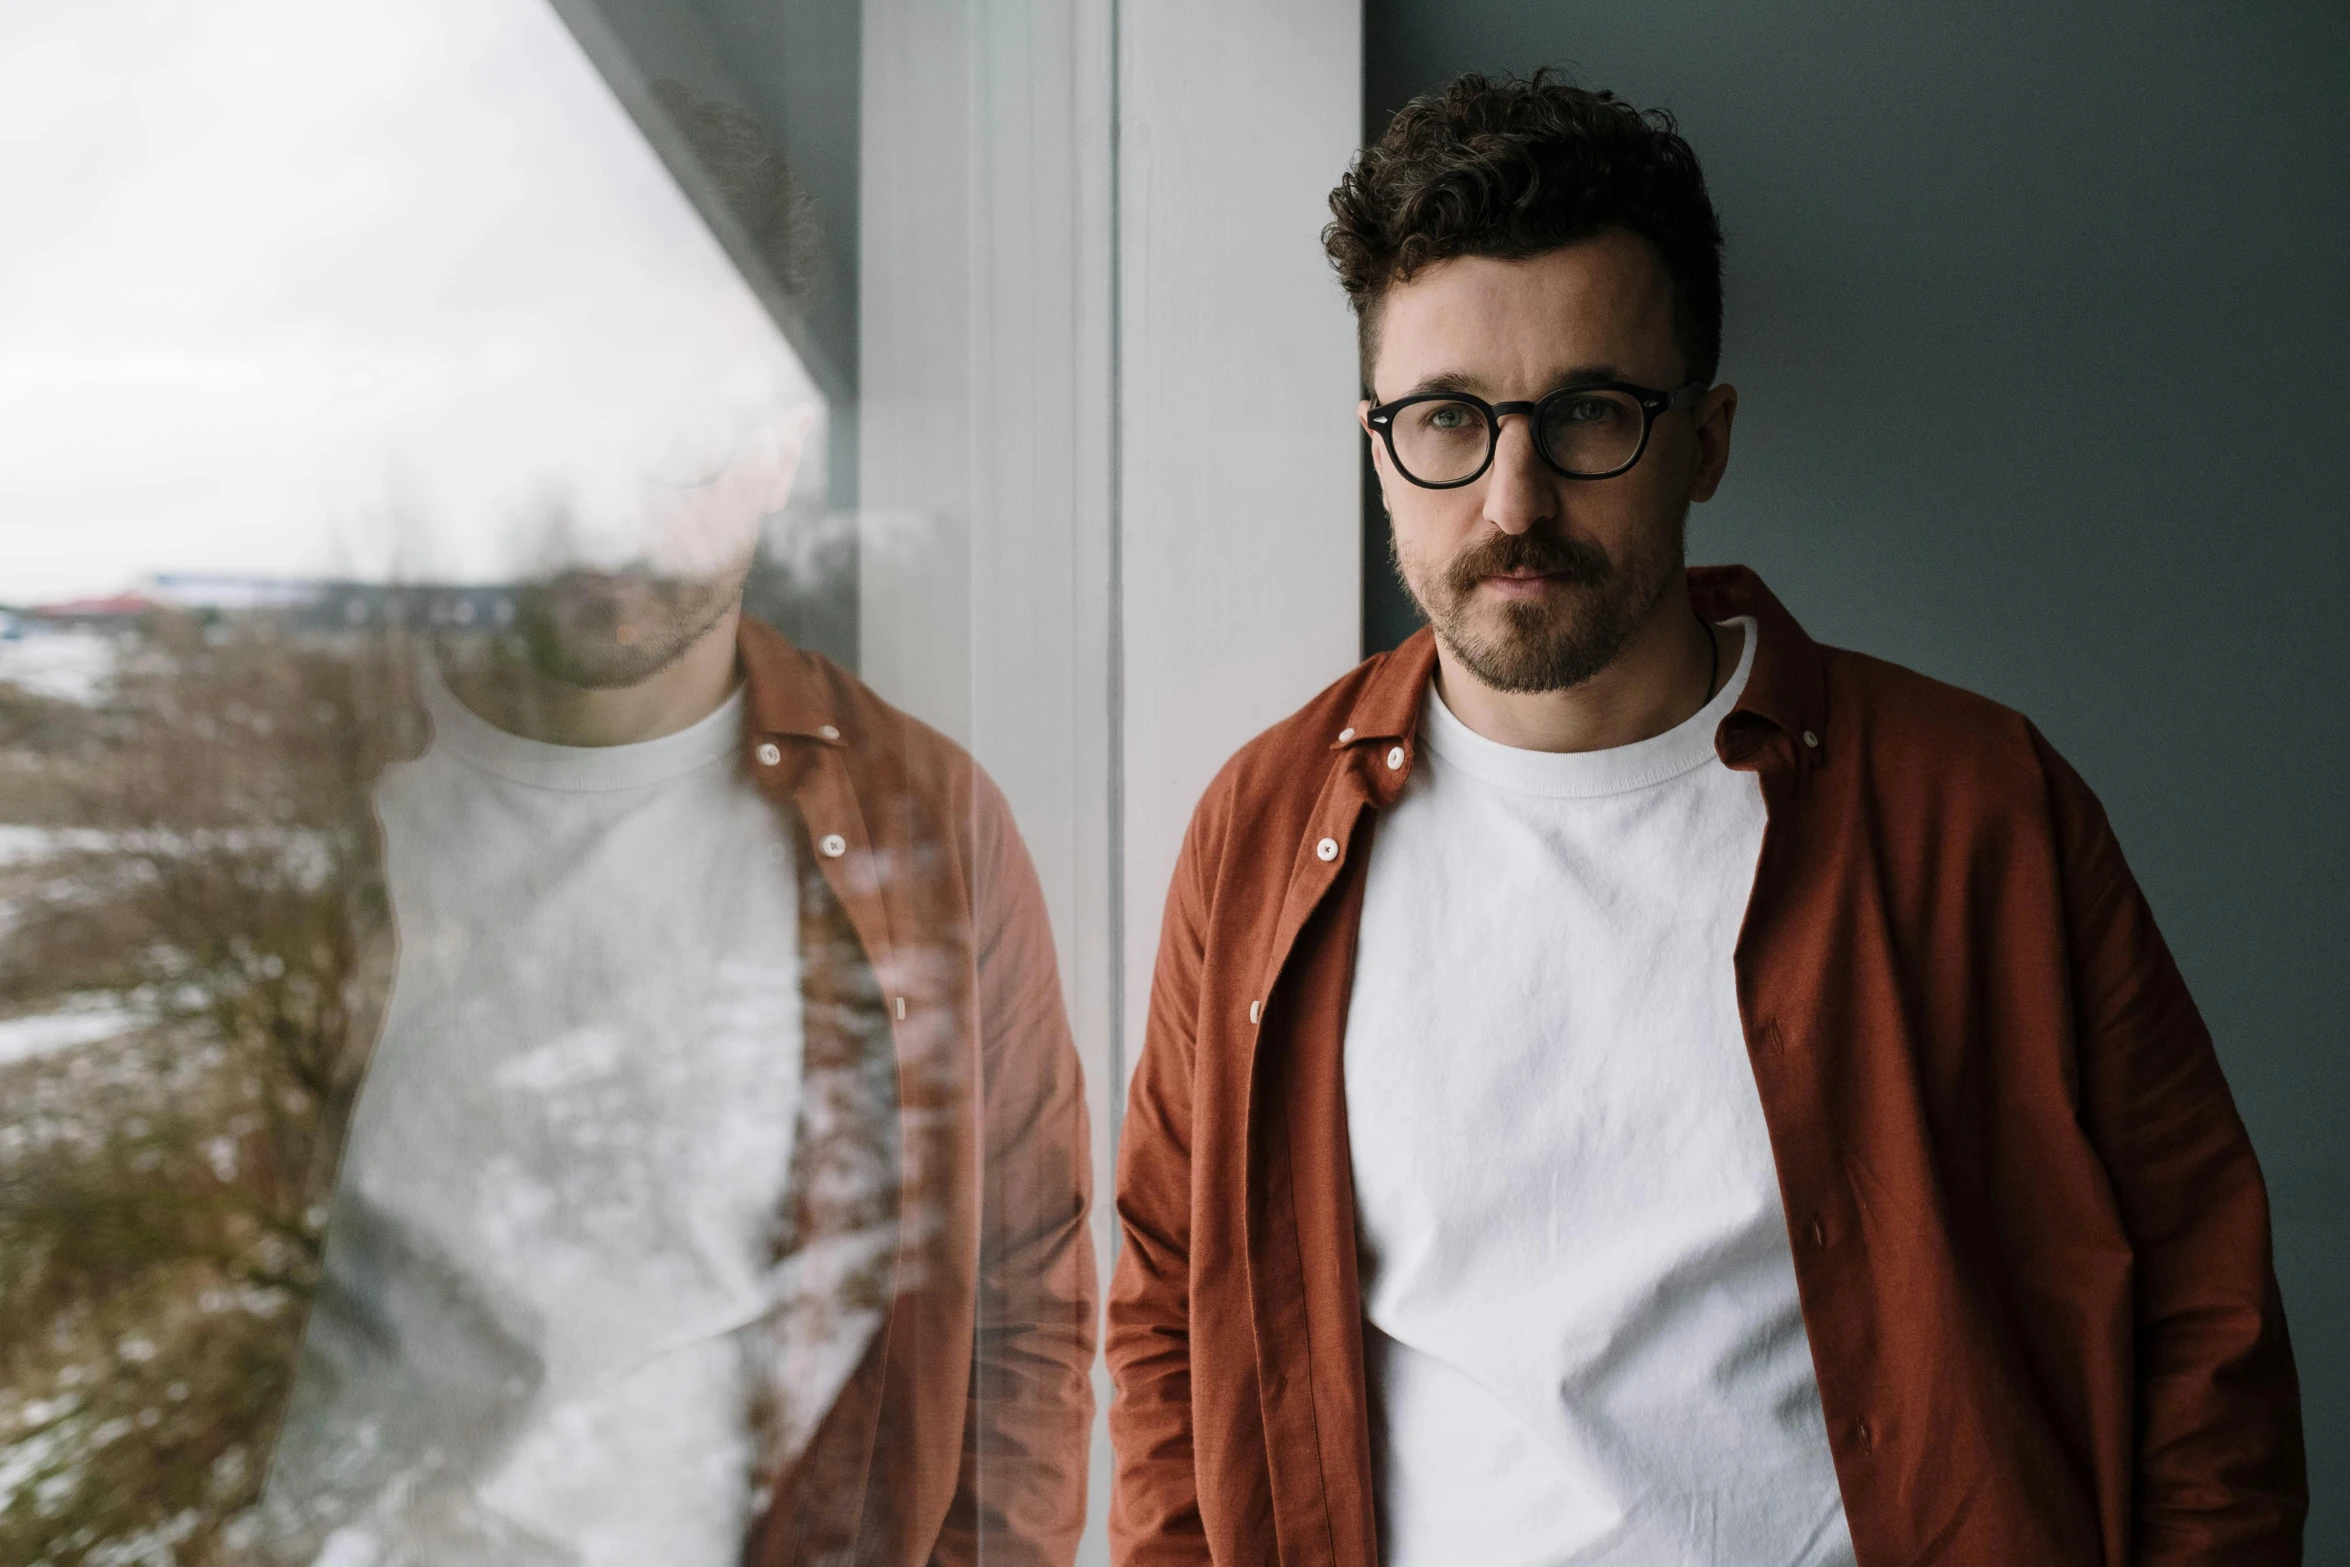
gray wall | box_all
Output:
[1365,0,2348,1542]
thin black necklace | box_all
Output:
[1695,605,1721,705]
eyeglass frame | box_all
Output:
[1363,379,1711,488]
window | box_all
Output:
[0,0,1359,1562]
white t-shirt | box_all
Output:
[263,662,808,1567]
[1343,619,1856,1567]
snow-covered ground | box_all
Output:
[0,630,120,704]
[0,824,136,866]
[0,994,148,1068]
[0,819,329,1074]
[0,823,333,882]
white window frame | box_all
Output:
[865,8,1359,1549]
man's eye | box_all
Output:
[1425,403,1474,431]
[1559,397,1618,424]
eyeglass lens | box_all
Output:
[1388,389,1648,483]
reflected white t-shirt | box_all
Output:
[1343,619,1856,1567]
[263,663,806,1567]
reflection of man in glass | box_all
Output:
[259,345,1092,1566]
[1109,73,2302,1567]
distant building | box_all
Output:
[23,592,163,627]
[9,577,525,638]
[141,575,518,634]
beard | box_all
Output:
[1395,505,1686,694]
[511,566,746,689]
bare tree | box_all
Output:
[0,618,418,1566]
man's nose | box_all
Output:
[1481,413,1555,536]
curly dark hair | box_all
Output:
[654,78,822,294]
[1326,70,1724,392]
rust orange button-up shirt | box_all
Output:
[1108,566,2304,1566]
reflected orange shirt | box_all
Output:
[735,620,1097,1567]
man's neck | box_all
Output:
[1433,585,1742,754]
[442,606,746,748]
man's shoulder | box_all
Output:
[1187,644,1417,841]
[1815,641,2090,824]
[1703,565,2057,793]
[1820,641,2026,740]
[737,616,993,814]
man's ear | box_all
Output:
[754,402,824,515]
[1359,402,1396,516]
[1689,382,1738,504]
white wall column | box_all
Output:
[1115,0,1364,1089]
[856,0,1361,1118]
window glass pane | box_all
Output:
[1,1,1092,1562]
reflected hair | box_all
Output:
[1325,70,1724,392]
[653,79,821,294]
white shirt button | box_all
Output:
[1802,730,1820,749]
[1316,837,1339,862]
[818,724,840,741]
[1386,746,1405,770]
[819,833,847,858]
[1248,1000,1261,1025]
[755,741,782,767]
[1338,727,1356,744]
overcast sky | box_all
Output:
[0,0,816,601]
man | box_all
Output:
[251,400,1095,1561]
[1107,73,2303,1566]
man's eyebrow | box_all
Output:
[1395,363,1628,399]
[1400,370,1483,398]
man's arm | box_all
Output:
[1106,807,1215,1566]
[931,773,1099,1567]
[2034,728,2306,1563]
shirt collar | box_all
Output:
[1689,563,1828,759]
[739,616,850,748]
[1337,563,1829,765]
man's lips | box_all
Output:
[1477,569,1569,597]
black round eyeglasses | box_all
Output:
[1365,380,1709,488]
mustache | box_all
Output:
[1442,529,1613,598]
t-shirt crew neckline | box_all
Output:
[418,653,749,793]
[1420,615,1759,799]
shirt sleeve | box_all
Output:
[1105,796,1216,1566]
[2032,725,2307,1563]
[928,769,1099,1567]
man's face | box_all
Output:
[514,405,818,688]
[1362,230,1734,694]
